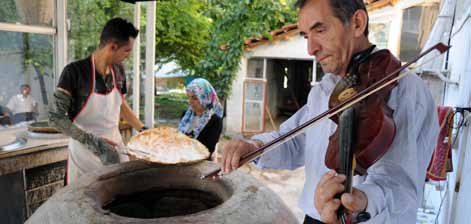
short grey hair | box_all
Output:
[295,0,369,36]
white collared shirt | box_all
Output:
[6,94,38,114]
[252,71,438,223]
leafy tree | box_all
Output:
[194,0,298,100]
[67,0,210,73]
[22,33,54,105]
[154,0,210,70]
[0,0,19,24]
[66,0,297,102]
[67,0,134,61]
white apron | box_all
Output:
[67,55,128,184]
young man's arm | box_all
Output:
[49,88,119,164]
[120,100,145,130]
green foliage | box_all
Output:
[155,93,188,120]
[194,0,298,100]
[66,0,298,102]
[67,0,134,61]
[21,33,54,104]
[67,0,209,73]
[0,0,23,51]
[0,0,19,24]
[154,0,210,71]
[67,0,297,101]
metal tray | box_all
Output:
[0,137,27,151]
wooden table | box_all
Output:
[0,123,134,224]
[0,127,69,224]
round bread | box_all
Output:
[27,121,59,133]
[127,126,210,164]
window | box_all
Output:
[0,0,57,129]
[369,22,391,50]
[0,31,55,126]
[242,79,266,133]
[399,4,440,61]
[0,0,55,27]
[247,58,264,78]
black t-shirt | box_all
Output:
[57,56,127,120]
[180,112,223,155]
[196,114,223,155]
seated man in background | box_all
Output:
[6,84,38,123]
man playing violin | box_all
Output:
[220,0,439,223]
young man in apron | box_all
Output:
[49,18,146,184]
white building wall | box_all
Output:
[245,35,312,60]
[225,57,247,135]
[225,35,311,135]
[441,3,471,222]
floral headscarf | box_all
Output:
[178,78,223,138]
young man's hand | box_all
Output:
[95,137,120,165]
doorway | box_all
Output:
[265,58,324,131]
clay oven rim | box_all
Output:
[26,160,299,224]
[84,161,235,219]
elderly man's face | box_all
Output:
[298,0,357,76]
[21,86,31,96]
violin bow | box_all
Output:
[201,43,450,180]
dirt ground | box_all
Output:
[213,140,306,223]
[242,165,306,222]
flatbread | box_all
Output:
[28,121,59,133]
[127,126,210,164]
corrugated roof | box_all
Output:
[365,0,399,10]
[244,23,300,50]
[242,0,398,50]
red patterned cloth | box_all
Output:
[427,106,454,181]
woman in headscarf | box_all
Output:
[178,78,223,158]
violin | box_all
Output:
[326,46,402,224]
[325,45,401,175]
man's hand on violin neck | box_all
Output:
[221,139,260,174]
[315,171,368,223]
